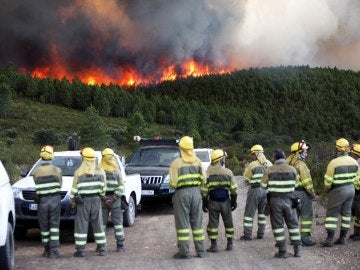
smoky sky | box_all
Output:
[1,0,360,80]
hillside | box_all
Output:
[0,97,174,183]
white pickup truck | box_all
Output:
[0,160,15,270]
[12,150,141,238]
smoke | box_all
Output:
[0,0,359,82]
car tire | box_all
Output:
[0,222,15,270]
[123,196,136,227]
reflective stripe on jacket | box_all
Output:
[33,162,62,196]
[324,154,360,190]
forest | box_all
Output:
[1,64,360,192]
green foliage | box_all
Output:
[79,105,109,148]
[0,82,12,118]
[32,128,65,146]
[227,155,243,176]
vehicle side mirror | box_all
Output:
[20,168,29,177]
[120,156,126,166]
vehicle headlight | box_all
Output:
[162,174,170,184]
[13,187,22,199]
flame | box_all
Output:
[26,54,231,86]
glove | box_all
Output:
[121,196,128,210]
[230,194,237,211]
[202,198,208,213]
[74,194,84,205]
[103,196,114,208]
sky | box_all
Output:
[0,0,359,82]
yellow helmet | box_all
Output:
[81,147,96,161]
[250,144,263,154]
[336,138,350,152]
[40,145,54,160]
[179,136,194,150]
[351,144,360,156]
[291,141,309,153]
[102,148,114,156]
[211,149,227,163]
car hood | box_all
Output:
[12,176,73,191]
[125,166,169,176]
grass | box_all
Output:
[0,97,174,183]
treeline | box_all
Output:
[2,64,360,150]
[1,64,359,152]
[2,64,360,192]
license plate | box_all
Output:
[141,190,154,195]
[29,204,38,210]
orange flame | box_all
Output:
[27,54,231,86]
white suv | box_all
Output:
[0,161,15,270]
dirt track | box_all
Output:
[14,177,360,270]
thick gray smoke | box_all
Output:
[0,0,359,82]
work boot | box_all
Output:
[301,237,316,246]
[275,241,288,258]
[293,245,301,257]
[116,242,126,252]
[173,253,191,259]
[97,245,108,256]
[334,230,347,245]
[350,230,360,241]
[240,234,252,241]
[321,230,335,247]
[226,238,233,251]
[197,252,206,258]
[74,249,85,257]
[207,239,218,253]
[49,249,64,258]
[256,232,264,239]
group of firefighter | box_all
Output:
[33,135,360,259]
[169,136,360,259]
[33,146,125,258]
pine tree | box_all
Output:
[79,105,109,148]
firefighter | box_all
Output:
[99,148,126,251]
[203,149,238,252]
[169,136,206,259]
[33,145,63,258]
[286,140,317,246]
[241,144,272,240]
[70,147,107,257]
[261,149,301,258]
[321,138,359,247]
[348,144,360,241]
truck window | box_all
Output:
[127,148,180,166]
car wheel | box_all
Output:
[123,196,136,227]
[0,222,15,270]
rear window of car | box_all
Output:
[195,151,210,162]
[31,156,83,176]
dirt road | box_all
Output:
[14,177,359,270]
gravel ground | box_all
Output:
[14,177,360,270]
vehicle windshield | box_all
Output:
[195,151,210,162]
[31,156,84,176]
[127,148,180,167]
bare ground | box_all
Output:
[14,177,360,270]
